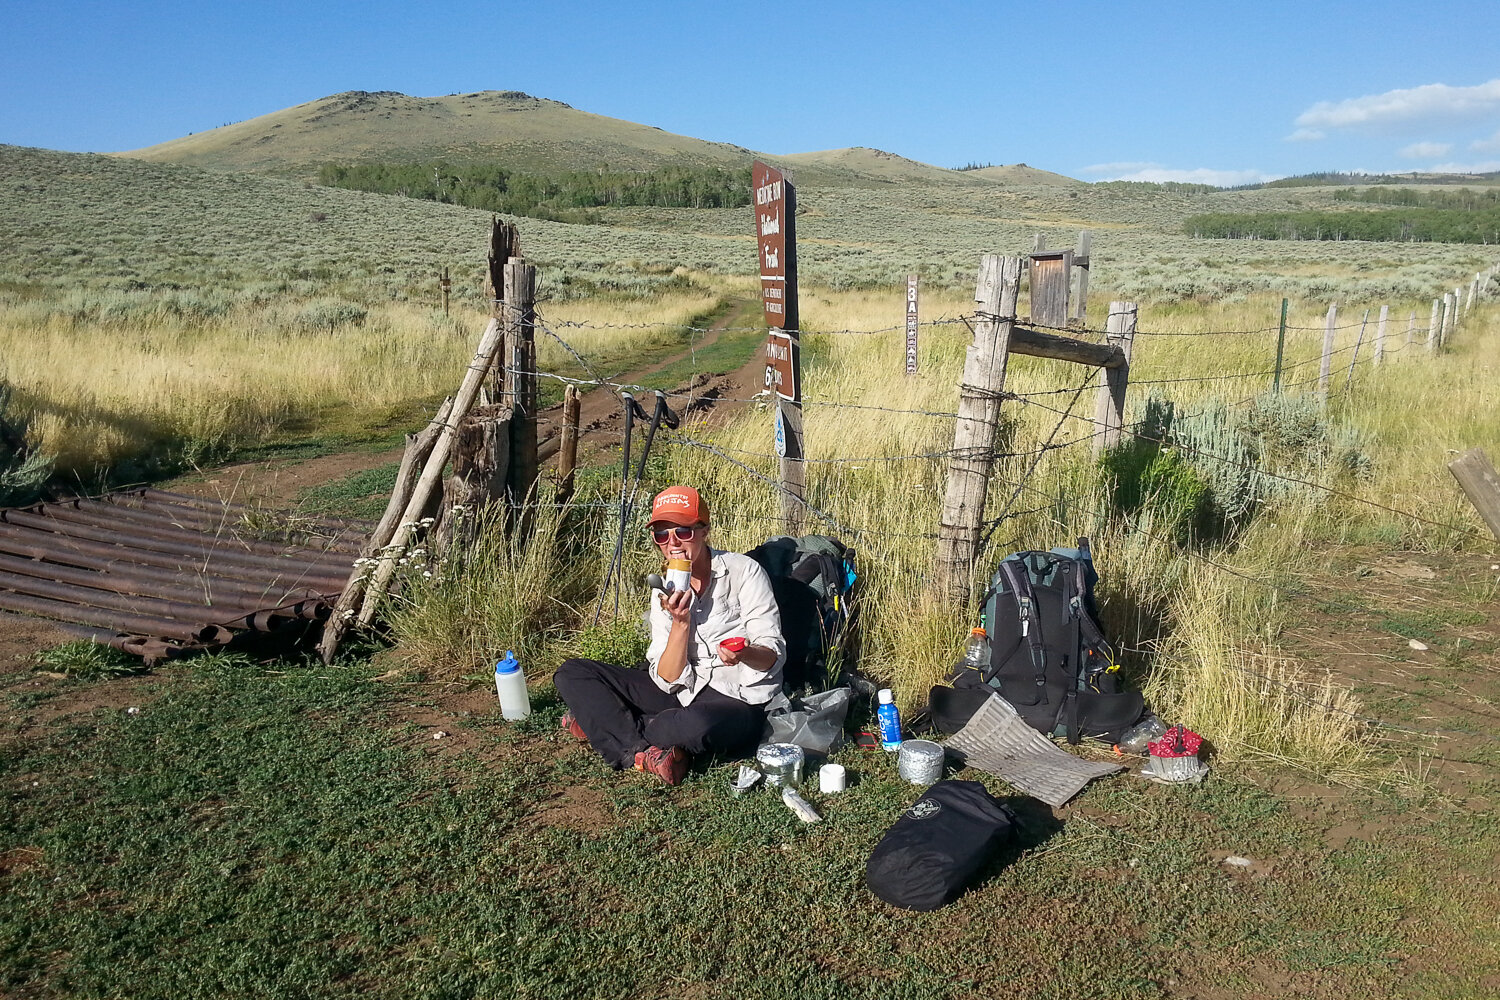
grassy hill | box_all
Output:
[119,90,759,178]
[117,90,992,189]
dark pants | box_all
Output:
[553,658,766,769]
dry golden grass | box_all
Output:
[0,284,729,474]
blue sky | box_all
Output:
[4,0,1500,184]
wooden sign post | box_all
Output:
[754,161,803,531]
[905,275,919,375]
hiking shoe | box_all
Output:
[633,745,689,785]
[560,711,587,742]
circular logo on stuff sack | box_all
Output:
[909,800,942,820]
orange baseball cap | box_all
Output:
[649,485,709,528]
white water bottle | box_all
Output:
[494,650,531,721]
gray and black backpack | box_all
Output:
[949,537,1143,744]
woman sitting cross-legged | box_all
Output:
[552,485,785,785]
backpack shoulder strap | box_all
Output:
[999,558,1049,702]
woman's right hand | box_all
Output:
[660,588,693,628]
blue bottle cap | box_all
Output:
[496,651,519,674]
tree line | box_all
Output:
[1331,186,1500,210]
[1183,207,1500,244]
[318,161,753,223]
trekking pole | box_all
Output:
[594,392,636,625]
[625,391,681,513]
[632,391,677,486]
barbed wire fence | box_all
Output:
[497,259,1500,760]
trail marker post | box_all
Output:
[753,161,803,532]
[905,274,919,375]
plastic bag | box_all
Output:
[762,686,853,754]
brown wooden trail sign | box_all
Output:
[753,160,804,532]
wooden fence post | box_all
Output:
[1405,310,1416,356]
[935,255,1022,603]
[1444,291,1457,346]
[1072,230,1092,323]
[1373,304,1388,366]
[1093,301,1136,454]
[1342,309,1369,392]
[1449,448,1500,541]
[503,259,538,513]
[1429,299,1442,355]
[1465,278,1477,316]
[1318,303,1337,402]
[1273,298,1287,391]
[435,405,510,558]
[484,220,519,401]
[556,384,580,505]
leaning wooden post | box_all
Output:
[935,255,1022,603]
[356,318,507,625]
[318,396,454,663]
[1093,301,1136,455]
[1444,291,1457,346]
[1448,448,1500,541]
[503,259,539,515]
[1373,304,1388,366]
[556,383,581,505]
[1318,303,1337,403]
[1429,298,1442,355]
[1465,278,1478,317]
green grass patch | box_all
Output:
[3,659,1498,998]
[296,462,402,520]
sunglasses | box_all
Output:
[651,525,701,543]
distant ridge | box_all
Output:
[117,89,1080,188]
[967,163,1085,188]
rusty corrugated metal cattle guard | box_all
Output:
[0,489,369,663]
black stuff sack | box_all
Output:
[865,780,1015,911]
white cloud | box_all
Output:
[1295,79,1500,133]
[1399,141,1452,158]
[1284,128,1325,142]
[1472,130,1500,152]
[1428,159,1500,174]
[1082,163,1280,187]
[1077,161,1157,177]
